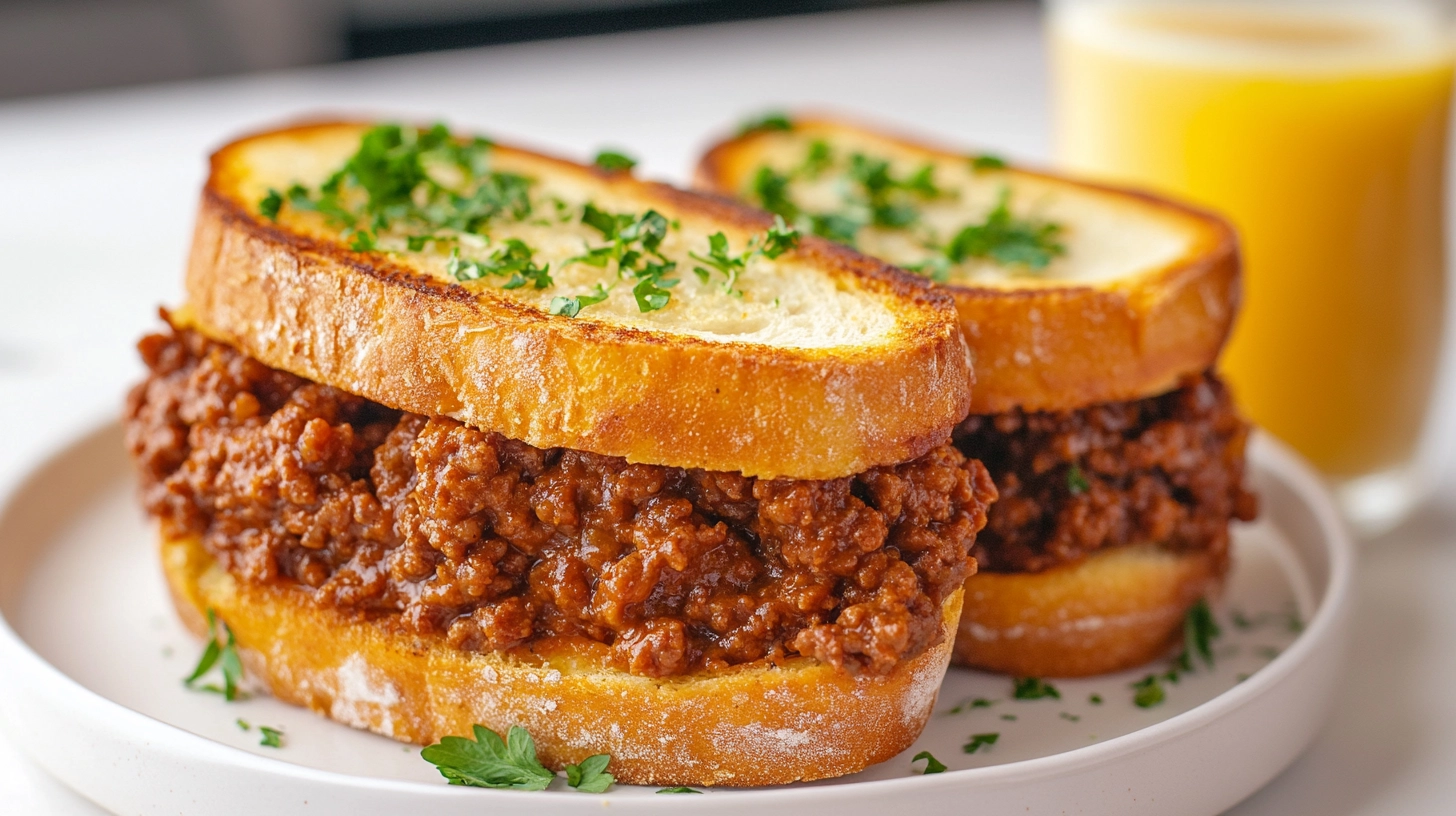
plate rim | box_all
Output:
[0,421,1353,807]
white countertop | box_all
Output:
[1,2,1453,813]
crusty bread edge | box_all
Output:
[693,114,1241,413]
[185,120,973,480]
[161,528,961,787]
[951,544,1226,677]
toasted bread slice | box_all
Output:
[161,529,961,787]
[952,545,1225,677]
[185,120,971,480]
[694,116,1240,414]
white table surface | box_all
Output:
[2,2,1454,813]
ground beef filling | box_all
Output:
[955,374,1258,575]
[126,327,996,678]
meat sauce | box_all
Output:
[126,326,997,678]
[956,374,1258,574]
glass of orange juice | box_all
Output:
[1048,0,1454,534]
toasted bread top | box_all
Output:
[695,116,1241,413]
[185,120,972,479]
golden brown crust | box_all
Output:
[693,115,1241,414]
[185,120,972,480]
[950,545,1225,677]
[162,529,962,787]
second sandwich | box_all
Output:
[697,115,1258,678]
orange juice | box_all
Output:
[1051,1,1453,478]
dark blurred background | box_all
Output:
[0,0,934,99]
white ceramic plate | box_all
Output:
[0,424,1350,815]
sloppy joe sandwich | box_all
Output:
[125,121,996,786]
[696,115,1256,678]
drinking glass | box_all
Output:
[1048,0,1455,534]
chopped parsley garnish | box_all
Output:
[962,733,999,754]
[1132,674,1166,708]
[947,697,996,714]
[690,217,799,298]
[942,188,1064,270]
[262,122,775,316]
[847,153,933,229]
[349,229,377,252]
[1089,694,1103,705]
[421,725,556,790]
[259,726,285,748]
[592,149,638,172]
[913,750,948,774]
[448,241,552,290]
[1180,598,1221,670]
[1012,677,1061,700]
[1066,464,1091,495]
[1000,714,1017,721]
[549,284,611,318]
[745,138,1061,278]
[259,189,283,220]
[737,111,793,135]
[752,166,799,222]
[236,719,251,730]
[183,609,245,701]
[801,139,833,177]
[1060,712,1081,723]
[287,124,528,236]
[971,153,1008,171]
[564,754,614,792]
[657,786,703,794]
[568,204,680,312]
[1287,606,1305,634]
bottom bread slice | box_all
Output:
[952,544,1225,678]
[161,530,963,787]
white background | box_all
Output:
[1,2,1454,812]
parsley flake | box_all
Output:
[420,725,555,790]
[947,697,996,714]
[1000,714,1017,721]
[1131,674,1166,708]
[943,188,1064,270]
[183,609,245,701]
[448,240,552,289]
[593,150,638,173]
[1181,598,1221,670]
[1066,464,1091,495]
[962,733,999,754]
[1089,694,1104,705]
[259,189,283,220]
[737,111,793,135]
[1287,606,1305,634]
[281,122,533,251]
[801,139,833,177]
[752,166,799,222]
[569,204,678,311]
[1012,677,1061,700]
[1060,712,1081,723]
[564,754,614,792]
[690,217,799,297]
[259,726,284,748]
[549,284,612,318]
[913,750,948,774]
[971,154,1008,171]
[658,786,703,794]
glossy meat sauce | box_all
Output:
[126,326,996,678]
